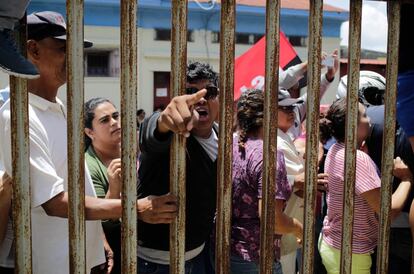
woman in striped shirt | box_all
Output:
[318,98,413,274]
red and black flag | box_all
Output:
[234,31,303,101]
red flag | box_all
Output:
[234,32,301,101]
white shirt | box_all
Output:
[277,129,304,186]
[0,162,14,268]
[277,129,304,256]
[194,127,218,161]
[0,219,13,268]
[0,86,9,108]
[0,93,105,274]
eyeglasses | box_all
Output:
[278,106,295,113]
[186,85,219,100]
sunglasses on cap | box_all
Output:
[186,86,219,100]
[278,105,295,113]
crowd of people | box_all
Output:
[2,3,414,274]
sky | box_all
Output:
[324,0,388,52]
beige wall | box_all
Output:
[0,26,341,113]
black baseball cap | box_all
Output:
[27,11,93,48]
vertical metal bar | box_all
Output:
[376,2,401,274]
[260,1,280,273]
[169,1,188,273]
[340,0,362,273]
[120,0,138,273]
[412,244,414,274]
[412,250,414,274]
[10,14,32,274]
[66,0,86,273]
[215,1,235,273]
[302,0,323,273]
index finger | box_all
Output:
[155,203,178,213]
[110,158,122,165]
[185,89,207,106]
[108,158,121,168]
[157,193,178,204]
[318,173,329,178]
[111,162,122,170]
[2,172,12,183]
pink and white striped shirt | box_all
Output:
[322,143,381,254]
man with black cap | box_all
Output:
[0,11,177,274]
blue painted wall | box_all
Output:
[28,0,348,37]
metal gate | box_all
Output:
[8,0,402,273]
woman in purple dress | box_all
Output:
[230,89,303,274]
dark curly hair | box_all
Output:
[236,89,264,158]
[84,97,114,150]
[187,61,218,87]
[320,98,351,144]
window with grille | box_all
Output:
[212,31,262,45]
[154,29,195,42]
[288,36,307,47]
[85,50,120,77]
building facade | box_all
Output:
[0,0,348,112]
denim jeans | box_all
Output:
[137,252,207,274]
[230,255,283,274]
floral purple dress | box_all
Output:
[231,136,292,263]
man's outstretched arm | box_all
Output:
[42,192,177,224]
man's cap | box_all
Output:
[27,11,93,48]
[336,70,386,106]
[278,89,304,107]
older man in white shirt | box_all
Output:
[0,11,177,274]
[276,90,329,274]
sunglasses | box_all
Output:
[278,105,295,113]
[186,86,219,100]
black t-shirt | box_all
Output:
[137,112,217,251]
[366,105,414,213]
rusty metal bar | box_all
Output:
[302,0,323,273]
[340,0,362,273]
[66,0,86,273]
[376,1,401,274]
[169,1,188,273]
[120,0,138,273]
[10,14,32,274]
[215,1,236,273]
[259,1,280,273]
